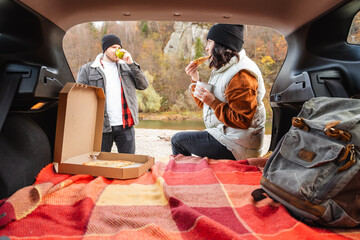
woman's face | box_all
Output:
[205,39,215,55]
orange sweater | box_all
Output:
[192,70,258,129]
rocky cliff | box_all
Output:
[164,22,209,59]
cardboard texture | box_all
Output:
[53,82,154,179]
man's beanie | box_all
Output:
[102,34,122,52]
[206,24,244,52]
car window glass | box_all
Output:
[63,21,287,136]
[347,11,360,44]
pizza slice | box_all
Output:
[193,55,210,66]
[83,160,135,168]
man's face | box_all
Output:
[104,44,121,62]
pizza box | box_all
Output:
[53,82,154,179]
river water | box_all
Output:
[136,119,205,130]
[136,119,272,134]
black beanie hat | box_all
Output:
[102,34,122,52]
[206,24,244,52]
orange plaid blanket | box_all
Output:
[0,155,359,239]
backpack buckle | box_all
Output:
[324,121,352,142]
[292,117,309,131]
[338,144,356,172]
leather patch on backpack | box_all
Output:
[298,149,316,162]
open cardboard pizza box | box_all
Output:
[53,82,154,179]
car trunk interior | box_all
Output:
[0,0,359,199]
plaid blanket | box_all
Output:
[0,155,359,239]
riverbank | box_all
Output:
[139,111,203,121]
[112,128,271,163]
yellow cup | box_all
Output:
[115,49,125,59]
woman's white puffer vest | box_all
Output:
[204,49,266,160]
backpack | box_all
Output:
[256,97,360,227]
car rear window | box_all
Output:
[63,21,287,135]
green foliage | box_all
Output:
[141,21,149,36]
[194,37,205,59]
[137,71,162,112]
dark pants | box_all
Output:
[101,126,135,154]
[171,130,236,160]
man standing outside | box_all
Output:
[77,34,149,154]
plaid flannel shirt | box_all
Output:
[120,75,134,129]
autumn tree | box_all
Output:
[63,21,287,120]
